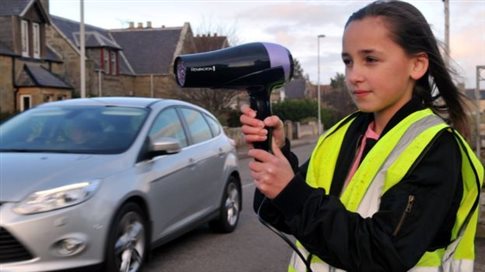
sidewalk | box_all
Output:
[236,135,485,270]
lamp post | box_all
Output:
[317,34,325,134]
[475,65,485,157]
[443,0,450,66]
[80,0,86,98]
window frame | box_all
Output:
[103,48,110,73]
[110,51,117,75]
[21,20,29,57]
[32,22,40,58]
[20,94,32,111]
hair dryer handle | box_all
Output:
[249,92,272,152]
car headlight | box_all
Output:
[14,180,100,215]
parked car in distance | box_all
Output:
[0,97,242,272]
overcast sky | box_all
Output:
[49,0,484,89]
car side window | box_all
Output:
[149,108,188,147]
[180,108,212,144]
[204,114,221,136]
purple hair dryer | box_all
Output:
[174,42,294,151]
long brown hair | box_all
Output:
[345,0,471,138]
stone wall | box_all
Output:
[479,192,485,238]
[0,56,14,113]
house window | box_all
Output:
[110,51,116,75]
[32,23,40,58]
[104,48,110,73]
[21,20,29,57]
[20,95,32,111]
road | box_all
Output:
[144,141,485,272]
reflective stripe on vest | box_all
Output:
[289,109,484,272]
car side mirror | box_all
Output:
[146,136,182,159]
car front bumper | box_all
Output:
[0,201,109,271]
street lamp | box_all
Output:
[80,0,86,98]
[317,34,325,134]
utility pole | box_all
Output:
[443,0,450,66]
[80,0,86,98]
[475,66,485,157]
[317,34,325,134]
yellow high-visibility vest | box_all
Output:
[289,109,484,272]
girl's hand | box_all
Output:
[240,104,286,149]
[248,140,294,199]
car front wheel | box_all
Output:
[105,203,148,272]
[209,176,241,233]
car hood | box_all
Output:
[0,152,130,202]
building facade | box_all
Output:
[0,0,228,117]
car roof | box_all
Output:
[37,97,171,109]
[34,97,215,117]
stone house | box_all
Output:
[0,0,228,117]
[0,0,72,115]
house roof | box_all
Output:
[51,15,120,49]
[18,64,72,89]
[44,44,63,62]
[284,79,307,99]
[0,0,32,16]
[110,27,183,75]
[51,15,184,75]
[0,0,50,23]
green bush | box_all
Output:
[272,99,338,128]
[223,99,341,129]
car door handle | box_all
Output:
[188,158,196,168]
[218,148,225,157]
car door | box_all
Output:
[142,107,200,240]
[178,107,225,213]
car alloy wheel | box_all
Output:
[210,176,241,233]
[106,203,148,272]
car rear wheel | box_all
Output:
[209,176,241,233]
[105,203,148,272]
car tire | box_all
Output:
[104,202,148,272]
[209,176,241,233]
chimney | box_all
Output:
[161,25,165,28]
[137,22,143,28]
[128,22,135,29]
[146,21,152,28]
[213,33,217,37]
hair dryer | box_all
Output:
[173,42,294,151]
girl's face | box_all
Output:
[342,16,418,124]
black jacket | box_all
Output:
[254,98,463,271]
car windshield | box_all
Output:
[0,105,148,154]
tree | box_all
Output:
[292,58,305,79]
[176,88,243,125]
[325,72,357,118]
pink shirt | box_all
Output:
[343,122,380,190]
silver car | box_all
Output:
[0,97,241,272]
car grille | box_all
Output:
[0,227,33,263]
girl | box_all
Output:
[240,1,483,271]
